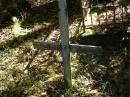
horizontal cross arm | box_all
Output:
[33,42,61,51]
[33,42,102,55]
[70,44,102,55]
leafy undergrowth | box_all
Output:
[1,0,130,97]
[0,41,100,97]
[0,41,107,97]
[76,27,130,97]
[1,29,130,97]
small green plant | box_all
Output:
[11,16,27,35]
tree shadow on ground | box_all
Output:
[21,1,59,28]
[0,1,59,50]
[0,1,82,96]
[0,47,65,97]
[0,25,54,51]
[0,0,82,51]
[76,26,130,97]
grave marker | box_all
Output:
[34,0,102,88]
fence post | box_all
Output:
[58,0,72,88]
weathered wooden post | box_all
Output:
[58,0,72,88]
[34,0,102,89]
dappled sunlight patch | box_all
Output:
[69,19,81,38]
[0,19,51,46]
[109,55,123,68]
[11,17,51,36]
[0,48,20,69]
[31,22,51,32]
[0,26,13,44]
[71,75,102,96]
[72,75,94,86]
[84,12,98,26]
[0,41,39,72]
[29,0,56,7]
[80,29,94,37]
[44,74,63,83]
[46,29,60,43]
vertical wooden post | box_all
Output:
[58,0,72,88]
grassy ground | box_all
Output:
[0,0,130,97]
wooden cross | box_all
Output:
[34,0,102,88]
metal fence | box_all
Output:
[82,0,130,29]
